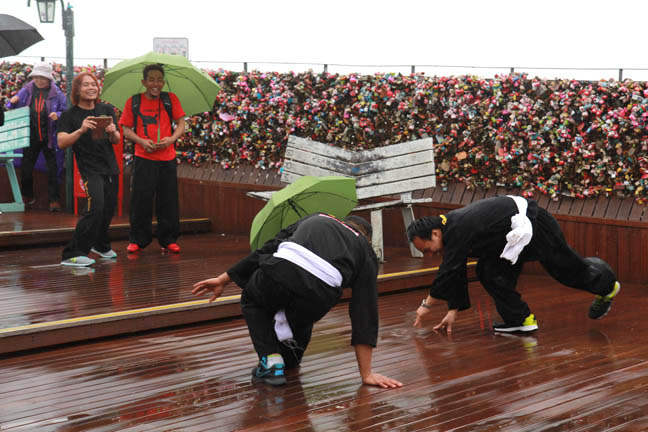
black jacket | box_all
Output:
[228,213,380,347]
[430,196,539,310]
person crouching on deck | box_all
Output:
[192,213,403,388]
[408,195,620,334]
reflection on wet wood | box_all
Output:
[1,275,646,431]
[0,228,452,354]
[0,210,210,248]
[0,232,443,329]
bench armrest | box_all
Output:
[246,191,274,201]
[353,199,404,212]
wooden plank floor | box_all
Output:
[0,222,451,353]
[0,210,211,248]
[1,276,646,431]
[0,231,447,328]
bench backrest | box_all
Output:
[0,107,30,155]
[282,136,435,200]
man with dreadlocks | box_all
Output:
[193,213,403,389]
[407,195,620,333]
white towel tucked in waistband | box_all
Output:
[272,242,343,342]
[274,309,294,341]
[273,241,343,288]
[499,195,533,265]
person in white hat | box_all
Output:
[7,62,67,211]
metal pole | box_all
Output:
[62,1,75,212]
[618,68,623,81]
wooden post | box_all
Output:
[371,210,384,263]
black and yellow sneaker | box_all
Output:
[493,313,538,333]
[251,356,286,386]
[589,281,621,319]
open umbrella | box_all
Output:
[101,51,221,116]
[250,176,358,250]
[0,14,44,58]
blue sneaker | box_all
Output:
[251,356,286,386]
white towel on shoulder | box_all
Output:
[500,195,533,265]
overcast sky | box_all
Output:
[3,0,648,81]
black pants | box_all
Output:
[476,207,617,325]
[21,138,59,202]
[62,174,118,260]
[241,268,341,369]
[129,157,179,248]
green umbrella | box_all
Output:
[101,51,221,116]
[250,176,358,250]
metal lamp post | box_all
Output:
[33,0,75,212]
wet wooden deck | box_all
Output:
[1,211,646,431]
[0,210,211,248]
[1,276,645,431]
[0,211,452,354]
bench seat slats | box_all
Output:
[288,136,434,162]
[256,135,437,261]
[285,147,435,177]
[357,176,437,200]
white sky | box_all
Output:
[2,0,648,81]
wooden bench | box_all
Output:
[249,135,436,261]
[0,107,30,212]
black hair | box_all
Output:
[143,63,165,80]
[407,216,444,242]
[344,215,372,239]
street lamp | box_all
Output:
[30,0,75,212]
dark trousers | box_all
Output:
[477,207,617,325]
[62,174,118,260]
[21,138,59,202]
[129,157,179,248]
[240,268,341,369]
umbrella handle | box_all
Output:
[287,199,308,218]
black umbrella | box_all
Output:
[0,14,44,58]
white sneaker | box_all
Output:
[61,256,95,267]
[90,248,117,259]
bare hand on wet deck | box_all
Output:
[192,272,231,302]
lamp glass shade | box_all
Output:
[36,0,56,23]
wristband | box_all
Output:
[420,299,432,309]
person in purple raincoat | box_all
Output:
[8,62,67,211]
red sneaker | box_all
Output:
[127,243,140,253]
[164,243,181,253]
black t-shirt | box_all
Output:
[58,102,120,177]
